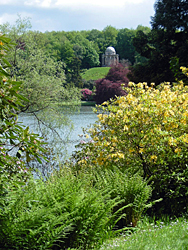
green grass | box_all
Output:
[81,67,110,80]
[100,217,188,250]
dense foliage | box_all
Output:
[73,72,188,216]
[0,33,47,213]
[1,6,188,249]
[95,63,129,104]
[0,17,82,160]
[130,0,188,84]
[0,165,152,249]
[0,32,152,250]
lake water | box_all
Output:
[19,106,98,158]
[67,106,98,154]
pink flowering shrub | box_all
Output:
[81,88,93,101]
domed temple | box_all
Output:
[102,46,119,67]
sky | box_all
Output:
[0,0,156,32]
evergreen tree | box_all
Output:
[131,0,188,84]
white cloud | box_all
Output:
[55,0,144,8]
[0,12,33,26]
[0,13,18,25]
[24,0,52,8]
[0,0,24,5]
[0,0,155,32]
[23,0,145,9]
[0,0,151,12]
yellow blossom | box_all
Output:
[174,148,181,154]
[137,82,143,88]
[128,81,135,87]
[123,125,129,131]
[168,138,177,146]
[139,148,144,153]
[129,148,134,153]
[180,119,187,125]
[182,134,188,143]
[150,155,157,161]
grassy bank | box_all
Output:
[82,67,110,80]
[100,217,188,250]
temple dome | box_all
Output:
[105,46,116,55]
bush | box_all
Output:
[95,79,127,104]
[81,88,93,101]
[72,75,188,216]
[94,63,129,104]
[105,63,130,83]
[81,79,96,90]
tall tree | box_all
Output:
[0,16,81,160]
[116,28,136,64]
[151,0,188,68]
[151,0,188,32]
[0,33,47,180]
[67,32,100,69]
[131,0,188,84]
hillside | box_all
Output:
[81,67,110,81]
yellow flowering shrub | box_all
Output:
[73,74,188,215]
[180,66,188,78]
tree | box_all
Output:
[0,16,82,160]
[68,33,100,69]
[131,0,188,84]
[151,0,188,32]
[102,26,118,49]
[151,0,188,70]
[0,33,47,201]
[85,27,118,66]
[66,56,83,88]
[116,28,136,64]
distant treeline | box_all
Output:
[1,0,188,86]
[36,25,150,70]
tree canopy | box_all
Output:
[131,0,188,84]
[0,16,82,161]
[151,0,188,32]
[0,33,47,186]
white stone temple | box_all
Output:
[102,46,119,67]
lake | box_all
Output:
[19,106,98,159]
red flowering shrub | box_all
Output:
[106,63,130,83]
[95,63,129,104]
[95,79,126,104]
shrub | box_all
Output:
[95,79,127,104]
[81,79,96,90]
[105,63,130,83]
[72,75,188,216]
[94,63,129,104]
[81,88,93,101]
